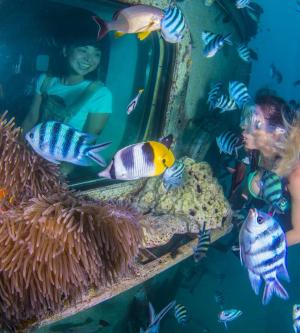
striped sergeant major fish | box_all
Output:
[228,81,251,109]
[207,81,223,111]
[218,309,242,329]
[293,304,300,333]
[202,31,232,58]
[127,89,144,115]
[260,170,290,214]
[239,209,289,305]
[236,0,251,9]
[174,304,188,325]
[140,301,176,333]
[162,160,185,191]
[214,94,237,113]
[193,223,211,263]
[98,135,175,180]
[216,131,243,157]
[236,43,251,62]
[25,121,111,167]
[161,3,186,43]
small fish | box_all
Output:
[214,290,224,309]
[193,224,211,263]
[216,131,243,157]
[161,4,186,43]
[203,32,232,58]
[297,0,300,13]
[293,304,300,333]
[140,301,176,333]
[294,80,300,86]
[239,209,289,305]
[228,81,251,109]
[201,31,217,45]
[162,160,185,191]
[270,64,283,84]
[174,304,188,325]
[236,0,251,9]
[214,95,237,113]
[92,5,164,40]
[25,121,111,167]
[218,309,242,329]
[207,81,223,111]
[260,170,290,214]
[236,43,251,62]
[204,0,215,6]
[98,319,110,329]
[98,135,175,180]
[127,89,144,115]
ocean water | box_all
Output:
[0,0,299,332]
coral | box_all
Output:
[0,111,66,210]
[0,192,143,330]
[132,157,231,245]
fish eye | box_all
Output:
[29,132,34,139]
[254,120,262,130]
[257,216,264,224]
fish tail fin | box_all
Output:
[224,33,233,46]
[86,141,112,167]
[92,16,109,40]
[224,321,228,330]
[262,279,289,305]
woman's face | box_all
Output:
[66,45,101,77]
[241,105,281,157]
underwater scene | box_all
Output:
[0,0,300,332]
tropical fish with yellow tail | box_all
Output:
[98,135,175,180]
[92,5,163,41]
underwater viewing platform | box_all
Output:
[0,0,254,331]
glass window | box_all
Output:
[0,0,175,190]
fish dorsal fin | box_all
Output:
[137,30,152,41]
[148,302,156,324]
[114,31,126,38]
[159,134,173,149]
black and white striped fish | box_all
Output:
[236,44,251,62]
[201,31,217,45]
[239,209,289,305]
[25,121,111,166]
[216,131,243,156]
[228,81,251,109]
[214,94,237,112]
[162,160,185,191]
[161,4,186,43]
[174,304,188,325]
[293,304,300,333]
[202,32,232,58]
[193,224,211,263]
[207,81,223,111]
[236,0,251,9]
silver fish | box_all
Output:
[127,89,144,115]
[239,209,289,305]
[161,4,186,43]
[174,304,188,325]
[218,309,242,329]
[228,81,251,109]
[293,304,300,333]
[207,81,223,111]
[162,160,185,191]
[140,301,176,333]
[25,121,111,167]
[216,131,243,157]
[214,94,237,112]
[203,32,232,58]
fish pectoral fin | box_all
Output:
[137,30,152,40]
[248,270,262,295]
[114,31,126,38]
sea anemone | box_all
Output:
[0,111,66,210]
[0,192,143,330]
